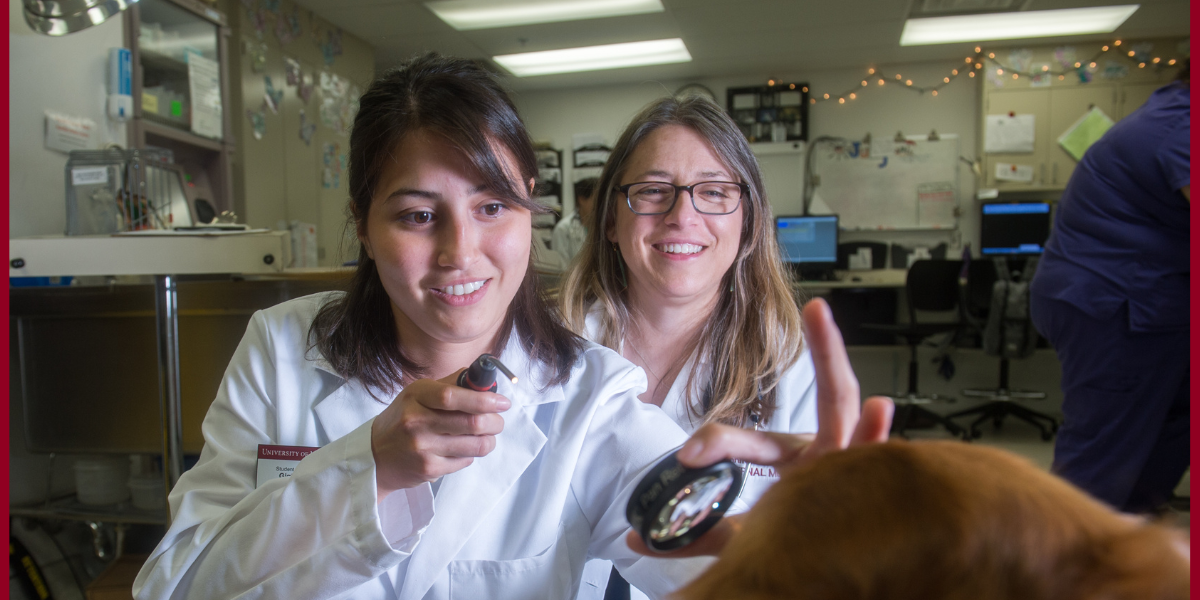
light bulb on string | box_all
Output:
[932,90,938,96]
[868,68,875,75]
[1169,59,1177,65]
[1138,63,1146,68]
[944,77,950,83]
[823,93,830,99]
[862,80,868,86]
[801,86,808,93]
[1042,65,1050,71]
[952,69,958,75]
[1128,51,1135,57]
[1102,45,1109,51]
[1153,57,1160,63]
[838,97,845,104]
[1074,62,1081,68]
[878,79,885,85]
[810,98,816,104]
[996,68,1004,75]
[895,74,902,80]
[975,63,982,69]
[1012,73,1018,79]
[1089,62,1096,68]
[849,93,856,99]
[768,79,775,86]
[969,71,975,78]
[1114,40,1121,46]
[965,57,972,63]
[975,46,981,53]
[905,79,912,86]
[988,52,995,58]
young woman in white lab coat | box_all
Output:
[559,96,824,597]
[132,53,707,600]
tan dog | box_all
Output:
[676,441,1188,600]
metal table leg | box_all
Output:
[154,274,184,489]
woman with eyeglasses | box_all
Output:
[559,95,863,597]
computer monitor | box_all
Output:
[776,214,838,278]
[980,202,1052,255]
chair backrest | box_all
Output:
[963,259,999,323]
[981,257,1040,359]
[904,259,964,322]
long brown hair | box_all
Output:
[678,441,1189,600]
[558,95,803,427]
[311,53,581,392]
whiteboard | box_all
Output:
[810,135,959,230]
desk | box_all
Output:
[10,233,290,490]
[794,269,907,290]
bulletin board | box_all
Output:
[809,134,960,230]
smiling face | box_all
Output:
[360,129,532,351]
[608,124,744,309]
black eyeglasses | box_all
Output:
[618,181,747,216]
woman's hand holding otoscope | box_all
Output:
[371,355,517,503]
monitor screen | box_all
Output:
[776,215,838,265]
[980,202,1052,255]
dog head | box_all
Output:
[675,441,1188,600]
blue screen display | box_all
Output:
[777,215,838,264]
[980,202,1051,255]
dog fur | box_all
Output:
[676,441,1188,600]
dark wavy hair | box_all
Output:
[310,53,581,392]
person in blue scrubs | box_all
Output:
[1030,63,1190,514]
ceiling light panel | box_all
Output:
[900,5,1139,46]
[426,0,664,31]
[493,38,691,77]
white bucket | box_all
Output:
[74,457,130,505]
[128,475,166,510]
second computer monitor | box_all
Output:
[776,214,838,278]
[980,202,1052,255]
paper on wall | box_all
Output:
[1057,107,1114,161]
[44,111,95,153]
[995,163,1035,183]
[916,181,956,228]
[188,54,223,140]
[984,114,1035,153]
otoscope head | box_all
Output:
[458,354,518,392]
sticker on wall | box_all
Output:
[322,142,343,189]
[317,71,355,134]
[1030,63,1053,87]
[246,108,266,140]
[245,39,268,73]
[275,8,302,45]
[319,28,344,66]
[263,76,283,114]
[1102,61,1129,80]
[298,72,314,102]
[285,58,301,86]
[1008,49,1033,73]
[1053,46,1076,70]
[248,8,268,39]
[299,110,316,145]
[1130,42,1154,63]
[1075,65,1093,84]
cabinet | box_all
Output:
[124,0,235,217]
[979,39,1182,191]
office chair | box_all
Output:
[861,259,969,440]
[948,258,1058,441]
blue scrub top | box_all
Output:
[1032,83,1191,332]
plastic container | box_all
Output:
[128,475,166,510]
[74,458,130,505]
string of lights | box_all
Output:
[795,39,1186,106]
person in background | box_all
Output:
[133,53,891,600]
[1029,60,1189,515]
[559,95,876,597]
[554,177,599,268]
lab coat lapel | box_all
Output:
[396,341,559,600]
[310,359,392,444]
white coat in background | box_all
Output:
[133,292,710,600]
[577,305,819,598]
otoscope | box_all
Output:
[456,354,518,392]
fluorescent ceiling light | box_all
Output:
[900,5,1139,46]
[427,0,664,31]
[494,38,691,77]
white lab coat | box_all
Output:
[133,292,710,600]
[577,305,819,598]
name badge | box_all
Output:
[256,444,318,488]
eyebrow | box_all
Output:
[383,184,491,203]
[633,169,731,181]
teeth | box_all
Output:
[441,280,485,296]
[659,243,703,255]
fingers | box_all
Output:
[415,371,511,414]
[850,396,894,446]
[625,515,743,558]
[802,298,861,451]
[677,423,811,469]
